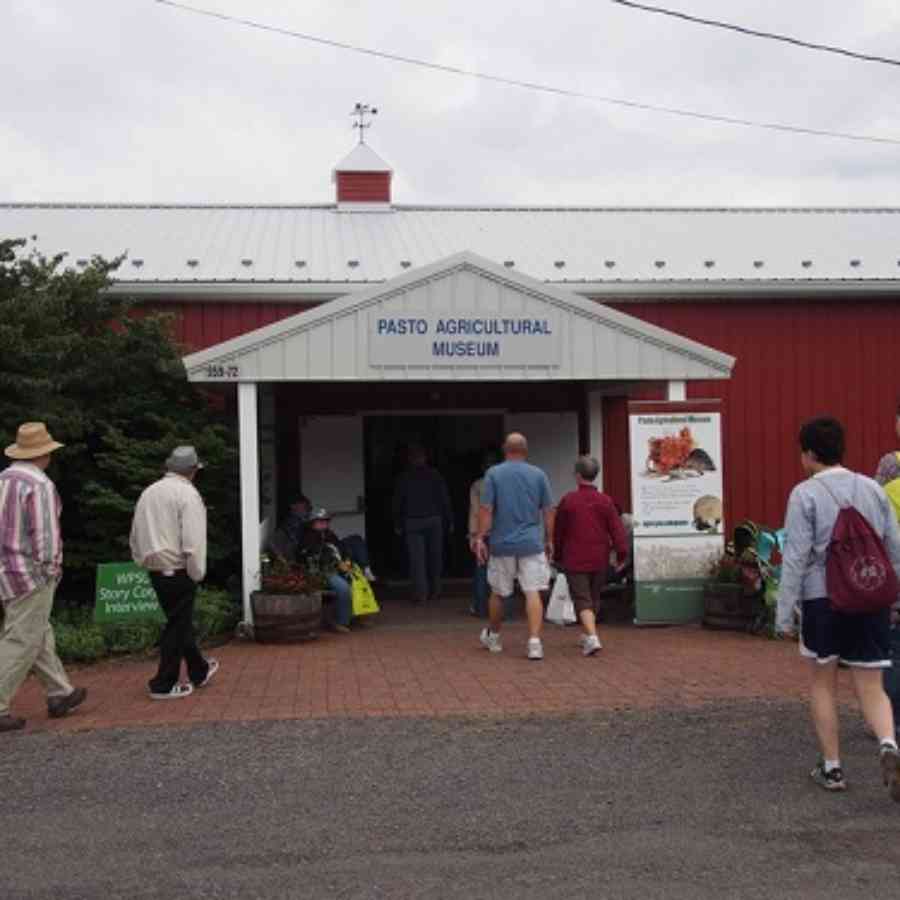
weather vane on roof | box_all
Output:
[351,102,378,144]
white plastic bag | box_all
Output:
[545,573,576,625]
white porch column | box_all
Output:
[666,380,687,401]
[238,382,261,626]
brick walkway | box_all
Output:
[12,617,847,734]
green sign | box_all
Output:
[94,563,165,625]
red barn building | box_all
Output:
[3,141,898,619]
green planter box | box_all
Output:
[634,579,706,625]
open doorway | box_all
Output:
[364,413,504,580]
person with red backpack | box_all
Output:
[777,417,900,798]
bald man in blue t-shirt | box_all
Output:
[472,433,554,661]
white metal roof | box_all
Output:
[332,143,393,175]
[4,202,900,290]
[183,251,734,383]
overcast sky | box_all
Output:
[4,0,900,206]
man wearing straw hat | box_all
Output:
[130,446,218,700]
[0,422,87,732]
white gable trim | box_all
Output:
[183,251,735,383]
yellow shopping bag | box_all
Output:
[350,565,380,617]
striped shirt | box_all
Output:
[0,462,63,602]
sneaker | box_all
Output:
[880,744,900,803]
[480,628,503,653]
[47,687,88,719]
[0,714,26,733]
[194,658,220,689]
[149,683,194,701]
[364,567,377,582]
[582,635,603,656]
[527,637,544,661]
[333,624,351,634]
[810,761,847,792]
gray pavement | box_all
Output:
[3,701,900,899]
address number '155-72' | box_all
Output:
[206,364,240,379]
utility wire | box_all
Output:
[610,0,900,69]
[155,0,900,146]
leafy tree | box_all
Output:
[0,237,240,601]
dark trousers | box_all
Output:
[566,570,608,616]
[148,572,209,693]
[405,516,443,602]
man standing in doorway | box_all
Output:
[473,433,554,660]
[131,446,219,700]
[555,456,629,656]
[393,445,453,604]
[0,423,87,732]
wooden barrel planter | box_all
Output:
[251,591,322,643]
[702,583,759,631]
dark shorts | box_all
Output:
[800,597,892,668]
[566,571,607,615]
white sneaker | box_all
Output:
[527,637,544,660]
[582,635,602,656]
[195,658,220,688]
[149,682,194,701]
[480,628,503,653]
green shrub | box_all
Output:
[53,620,107,663]
[102,621,161,655]
[49,586,240,664]
[0,238,241,593]
[195,587,240,643]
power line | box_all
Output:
[610,0,900,69]
[154,0,900,146]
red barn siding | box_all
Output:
[602,396,631,511]
[336,172,391,203]
[148,294,897,535]
[143,302,313,352]
[607,298,900,529]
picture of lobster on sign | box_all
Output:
[643,426,716,481]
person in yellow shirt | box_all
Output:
[875,403,900,523]
[875,404,900,739]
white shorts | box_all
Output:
[487,553,551,596]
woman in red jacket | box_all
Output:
[554,456,629,656]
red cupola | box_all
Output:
[332,143,393,211]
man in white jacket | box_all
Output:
[131,446,219,700]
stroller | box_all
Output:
[731,520,784,636]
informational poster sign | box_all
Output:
[628,402,724,624]
[94,563,164,625]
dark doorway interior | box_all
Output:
[364,414,504,580]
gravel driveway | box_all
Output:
[4,701,899,899]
